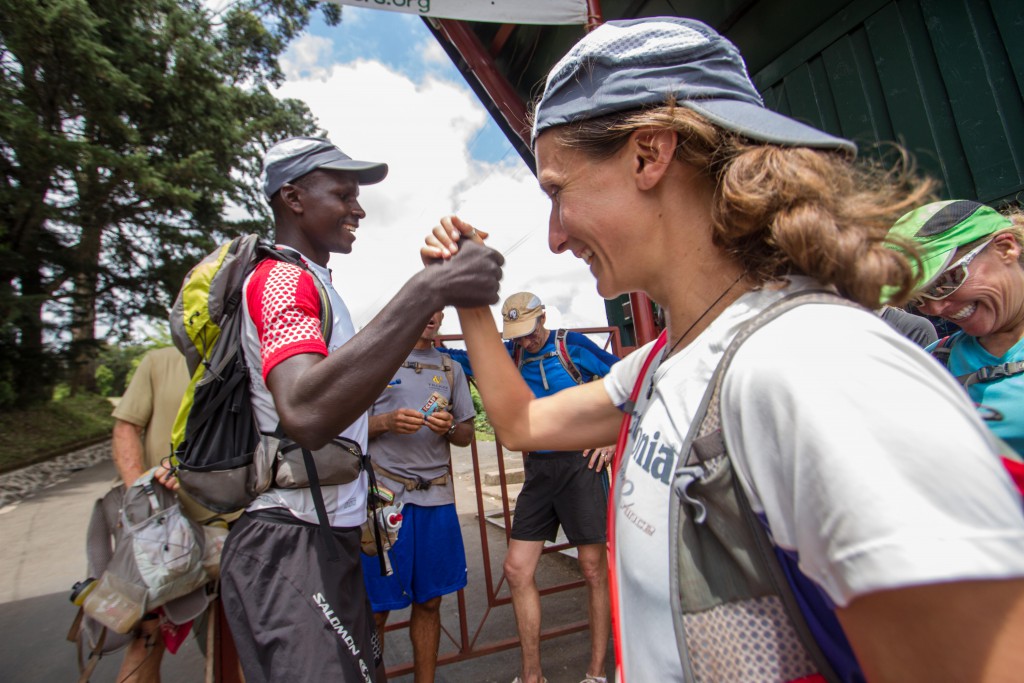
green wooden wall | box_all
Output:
[750,0,1024,205]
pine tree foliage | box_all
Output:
[0,0,339,405]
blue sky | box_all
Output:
[300,8,513,163]
[270,5,610,337]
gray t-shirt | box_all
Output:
[369,347,475,506]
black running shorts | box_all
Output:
[221,510,379,683]
[511,451,608,545]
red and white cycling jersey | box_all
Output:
[241,249,368,527]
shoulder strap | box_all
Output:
[608,330,667,683]
[959,361,1024,388]
[440,354,455,399]
[512,343,524,369]
[929,332,1024,388]
[555,328,585,384]
[930,334,957,367]
[674,289,856,683]
[402,356,458,405]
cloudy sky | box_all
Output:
[268,6,610,338]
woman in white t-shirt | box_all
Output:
[423,17,1024,683]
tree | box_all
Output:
[0,0,340,406]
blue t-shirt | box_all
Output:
[441,331,618,397]
[442,331,618,455]
[514,330,618,398]
[927,331,1024,455]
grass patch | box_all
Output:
[0,393,115,472]
[474,430,495,442]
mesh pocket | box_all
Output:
[682,596,817,683]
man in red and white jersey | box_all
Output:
[219,136,503,683]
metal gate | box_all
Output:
[381,325,624,678]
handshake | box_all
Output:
[420,216,504,310]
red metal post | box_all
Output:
[432,18,531,150]
[629,292,659,345]
[585,0,604,31]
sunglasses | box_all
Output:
[909,238,993,308]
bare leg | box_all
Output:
[410,596,442,683]
[116,617,165,683]
[374,610,390,683]
[504,539,545,683]
[577,543,610,679]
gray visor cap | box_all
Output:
[532,17,856,156]
[262,136,388,200]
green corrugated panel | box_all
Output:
[821,28,894,145]
[922,0,1024,201]
[990,0,1024,96]
[753,0,1023,204]
[604,296,635,347]
[864,0,974,197]
[776,60,829,132]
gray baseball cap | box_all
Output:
[261,136,388,200]
[532,17,856,155]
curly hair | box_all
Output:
[545,104,938,308]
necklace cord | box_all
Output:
[665,271,747,358]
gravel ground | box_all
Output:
[0,440,112,509]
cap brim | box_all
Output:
[503,317,539,340]
[914,248,958,291]
[319,159,389,185]
[686,100,857,155]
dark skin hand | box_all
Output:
[265,174,504,449]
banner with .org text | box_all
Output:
[328,0,589,25]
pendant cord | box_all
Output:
[665,271,747,358]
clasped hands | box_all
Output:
[385,407,456,436]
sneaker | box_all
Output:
[579,676,607,683]
[510,678,547,683]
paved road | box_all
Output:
[0,441,613,683]
[0,454,206,682]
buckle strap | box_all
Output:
[961,361,1024,388]
[371,461,448,491]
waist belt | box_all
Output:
[372,462,448,491]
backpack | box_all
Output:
[169,234,388,569]
[168,234,337,514]
[610,291,853,683]
[67,470,224,682]
[513,328,588,389]
[929,332,1024,489]
[930,332,1024,389]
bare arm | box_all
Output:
[446,418,475,448]
[422,409,475,448]
[268,242,503,448]
[368,408,426,440]
[420,215,622,451]
[111,419,146,486]
[458,306,621,452]
[836,579,1024,682]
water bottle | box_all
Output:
[78,572,147,634]
[376,502,404,533]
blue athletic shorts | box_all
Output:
[361,502,468,612]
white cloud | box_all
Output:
[280,34,334,81]
[419,38,448,65]
[272,29,610,339]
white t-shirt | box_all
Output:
[242,251,369,528]
[603,277,1024,681]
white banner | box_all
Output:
[328,0,589,25]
